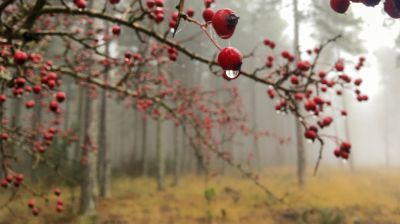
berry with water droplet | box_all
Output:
[218,47,242,74]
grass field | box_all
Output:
[1,167,400,224]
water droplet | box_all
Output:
[222,70,240,80]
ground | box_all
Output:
[1,167,400,224]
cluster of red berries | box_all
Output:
[167,47,178,62]
[1,173,24,188]
[146,0,165,24]
[53,188,64,213]
[263,38,276,49]
[169,8,194,30]
[209,8,242,81]
[26,188,64,217]
[334,141,352,159]
[330,0,400,18]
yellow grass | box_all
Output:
[2,167,400,223]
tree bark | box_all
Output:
[293,0,306,187]
[141,117,149,176]
[78,85,99,215]
[97,36,111,198]
[172,124,181,186]
[156,119,165,191]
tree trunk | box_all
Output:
[141,117,149,176]
[293,0,305,187]
[97,26,111,197]
[156,119,165,191]
[79,86,99,215]
[74,86,85,161]
[172,124,181,186]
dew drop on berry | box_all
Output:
[223,70,240,80]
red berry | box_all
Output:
[56,204,64,213]
[33,85,42,94]
[155,0,164,7]
[56,92,66,103]
[146,0,155,8]
[32,207,39,216]
[202,8,215,22]
[334,148,341,157]
[384,0,400,18]
[14,50,28,65]
[305,129,317,141]
[109,0,120,4]
[25,100,35,109]
[0,94,6,104]
[290,76,299,85]
[218,47,242,71]
[212,9,239,39]
[335,60,344,71]
[340,141,352,153]
[1,179,8,188]
[28,199,36,208]
[297,60,311,71]
[49,101,59,112]
[330,0,350,13]
[340,151,349,160]
[56,198,64,206]
[74,0,87,9]
[112,25,121,35]
[186,8,195,18]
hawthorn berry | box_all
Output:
[49,101,59,112]
[56,91,66,103]
[202,8,215,23]
[305,129,317,141]
[32,207,39,216]
[0,94,6,104]
[33,85,42,94]
[28,199,36,208]
[335,60,345,71]
[112,25,121,36]
[330,0,350,13]
[14,50,28,65]
[146,0,155,8]
[155,0,164,7]
[25,100,35,109]
[56,204,64,213]
[384,0,400,18]
[218,47,242,80]
[212,9,239,39]
[186,8,195,18]
[1,179,8,188]
[74,0,87,9]
[109,0,120,4]
[297,60,311,71]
